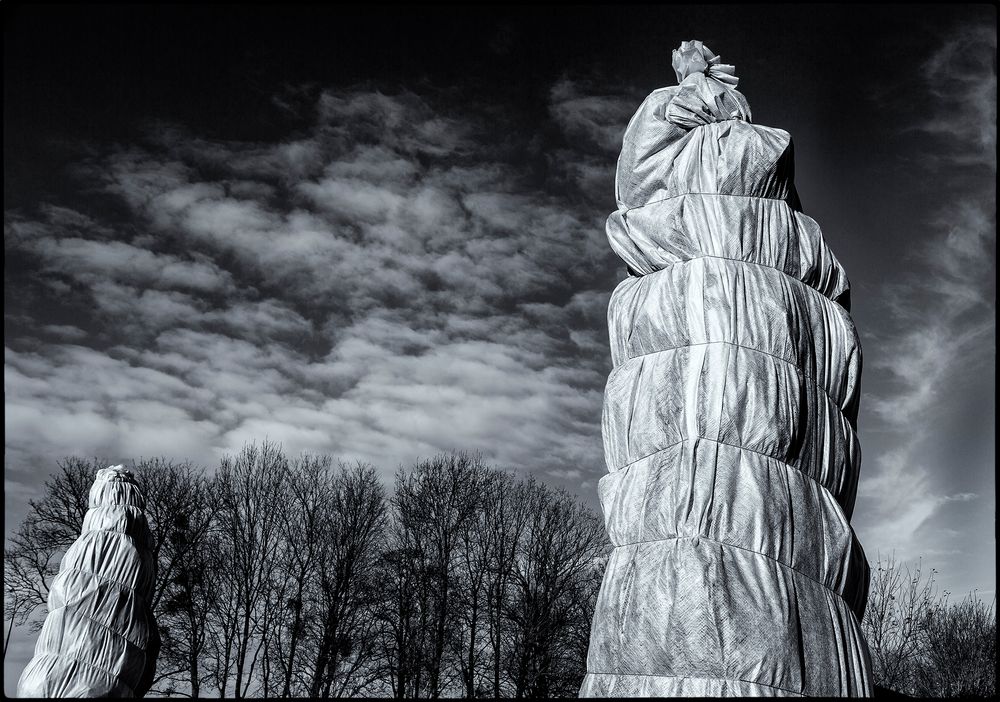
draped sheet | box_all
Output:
[581,43,872,697]
[17,467,159,698]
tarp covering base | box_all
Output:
[580,41,872,697]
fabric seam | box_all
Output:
[613,338,854,419]
[583,671,806,697]
[609,530,862,614]
[609,435,854,510]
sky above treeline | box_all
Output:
[4,4,996,689]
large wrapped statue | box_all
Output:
[580,41,873,697]
[18,466,160,698]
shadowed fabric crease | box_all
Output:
[580,41,873,697]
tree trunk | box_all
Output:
[465,599,478,698]
[234,597,252,698]
[282,589,305,697]
[187,607,200,698]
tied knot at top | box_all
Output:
[667,40,752,128]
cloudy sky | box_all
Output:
[4,4,995,689]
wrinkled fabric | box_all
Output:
[605,197,850,306]
[672,41,737,84]
[668,41,750,127]
[18,467,159,698]
[582,48,872,698]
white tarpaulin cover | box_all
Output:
[580,41,873,697]
[17,467,159,698]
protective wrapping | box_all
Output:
[580,41,872,697]
[17,467,159,698]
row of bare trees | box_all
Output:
[862,553,996,697]
[4,445,608,698]
[6,446,994,698]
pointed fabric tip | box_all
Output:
[671,40,740,88]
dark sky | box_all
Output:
[4,4,996,692]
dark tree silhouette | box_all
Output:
[863,553,997,697]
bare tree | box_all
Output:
[307,461,388,698]
[129,458,218,697]
[206,537,243,698]
[379,529,428,699]
[130,459,214,610]
[3,547,44,658]
[454,469,504,698]
[266,453,333,697]
[164,530,222,698]
[22,457,95,545]
[481,473,531,698]
[386,452,486,698]
[862,553,939,694]
[212,440,290,698]
[863,553,997,697]
[915,593,996,697]
[507,478,608,699]
[4,457,102,655]
[448,469,532,698]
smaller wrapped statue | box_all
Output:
[18,467,160,698]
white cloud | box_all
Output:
[5,82,635,524]
[920,24,997,161]
[549,78,638,154]
[854,23,996,594]
[857,450,981,563]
